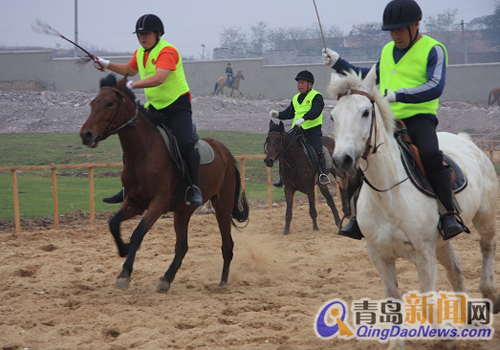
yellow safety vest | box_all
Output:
[379,35,448,119]
[291,89,323,129]
[136,39,190,109]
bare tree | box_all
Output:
[219,27,249,55]
[248,21,269,55]
[423,8,460,48]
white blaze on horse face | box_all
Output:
[331,95,374,175]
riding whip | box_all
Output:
[31,18,104,71]
[312,0,327,52]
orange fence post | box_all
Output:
[240,158,246,192]
[51,168,59,230]
[89,166,95,227]
[267,167,272,209]
[11,169,20,234]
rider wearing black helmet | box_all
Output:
[94,14,203,207]
[322,0,467,241]
[269,70,330,187]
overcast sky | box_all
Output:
[1,0,496,59]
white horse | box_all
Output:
[327,68,500,349]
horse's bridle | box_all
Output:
[98,86,139,138]
[338,89,408,192]
[264,128,301,162]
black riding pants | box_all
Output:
[403,116,445,175]
[303,125,323,155]
[148,98,195,159]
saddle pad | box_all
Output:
[400,144,468,198]
[157,126,215,165]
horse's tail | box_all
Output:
[213,82,219,95]
[231,160,249,226]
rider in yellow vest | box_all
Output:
[269,70,330,187]
[94,14,202,207]
[322,0,466,241]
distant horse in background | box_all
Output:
[213,71,245,97]
[328,68,500,350]
[264,120,349,235]
[80,74,249,293]
[488,87,500,109]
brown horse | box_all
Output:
[264,120,349,235]
[488,87,500,109]
[79,74,249,292]
[213,71,245,97]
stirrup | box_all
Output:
[185,185,203,207]
[273,177,283,188]
[319,173,330,185]
[438,211,470,240]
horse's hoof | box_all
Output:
[115,277,130,288]
[283,231,290,235]
[156,279,170,293]
[219,280,228,287]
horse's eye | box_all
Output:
[107,101,114,108]
[362,109,370,118]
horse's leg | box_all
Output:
[306,189,319,231]
[237,89,243,97]
[213,192,234,287]
[318,184,341,228]
[157,209,194,293]
[109,198,145,257]
[435,242,465,292]
[283,186,295,235]
[472,207,500,313]
[115,201,164,288]
[414,248,438,294]
[230,89,234,97]
[367,245,405,350]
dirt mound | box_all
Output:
[1,90,499,135]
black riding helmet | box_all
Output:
[382,0,422,31]
[295,70,314,84]
[134,14,165,36]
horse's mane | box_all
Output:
[327,69,395,135]
[99,74,151,118]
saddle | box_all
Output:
[395,120,467,198]
[293,133,333,176]
[156,124,215,209]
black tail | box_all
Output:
[213,82,219,95]
[231,161,249,226]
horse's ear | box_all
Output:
[279,121,285,132]
[327,72,342,99]
[360,64,377,94]
[116,74,129,90]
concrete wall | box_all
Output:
[1,51,499,102]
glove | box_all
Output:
[295,118,305,127]
[93,56,110,71]
[384,93,396,103]
[322,48,339,68]
[126,80,133,90]
[269,110,279,119]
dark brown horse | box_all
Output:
[79,75,249,292]
[488,87,500,109]
[213,71,245,97]
[264,120,349,235]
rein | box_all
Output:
[99,86,139,138]
[265,128,301,163]
[338,89,408,193]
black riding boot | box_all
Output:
[185,148,203,207]
[318,152,330,185]
[429,168,467,240]
[103,187,124,204]
[273,160,283,188]
[338,170,364,240]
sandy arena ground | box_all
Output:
[1,198,500,350]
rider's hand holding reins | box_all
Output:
[269,110,279,119]
[322,48,339,68]
[93,56,110,72]
[295,118,305,127]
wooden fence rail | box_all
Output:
[2,134,499,233]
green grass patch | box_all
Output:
[0,131,282,219]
